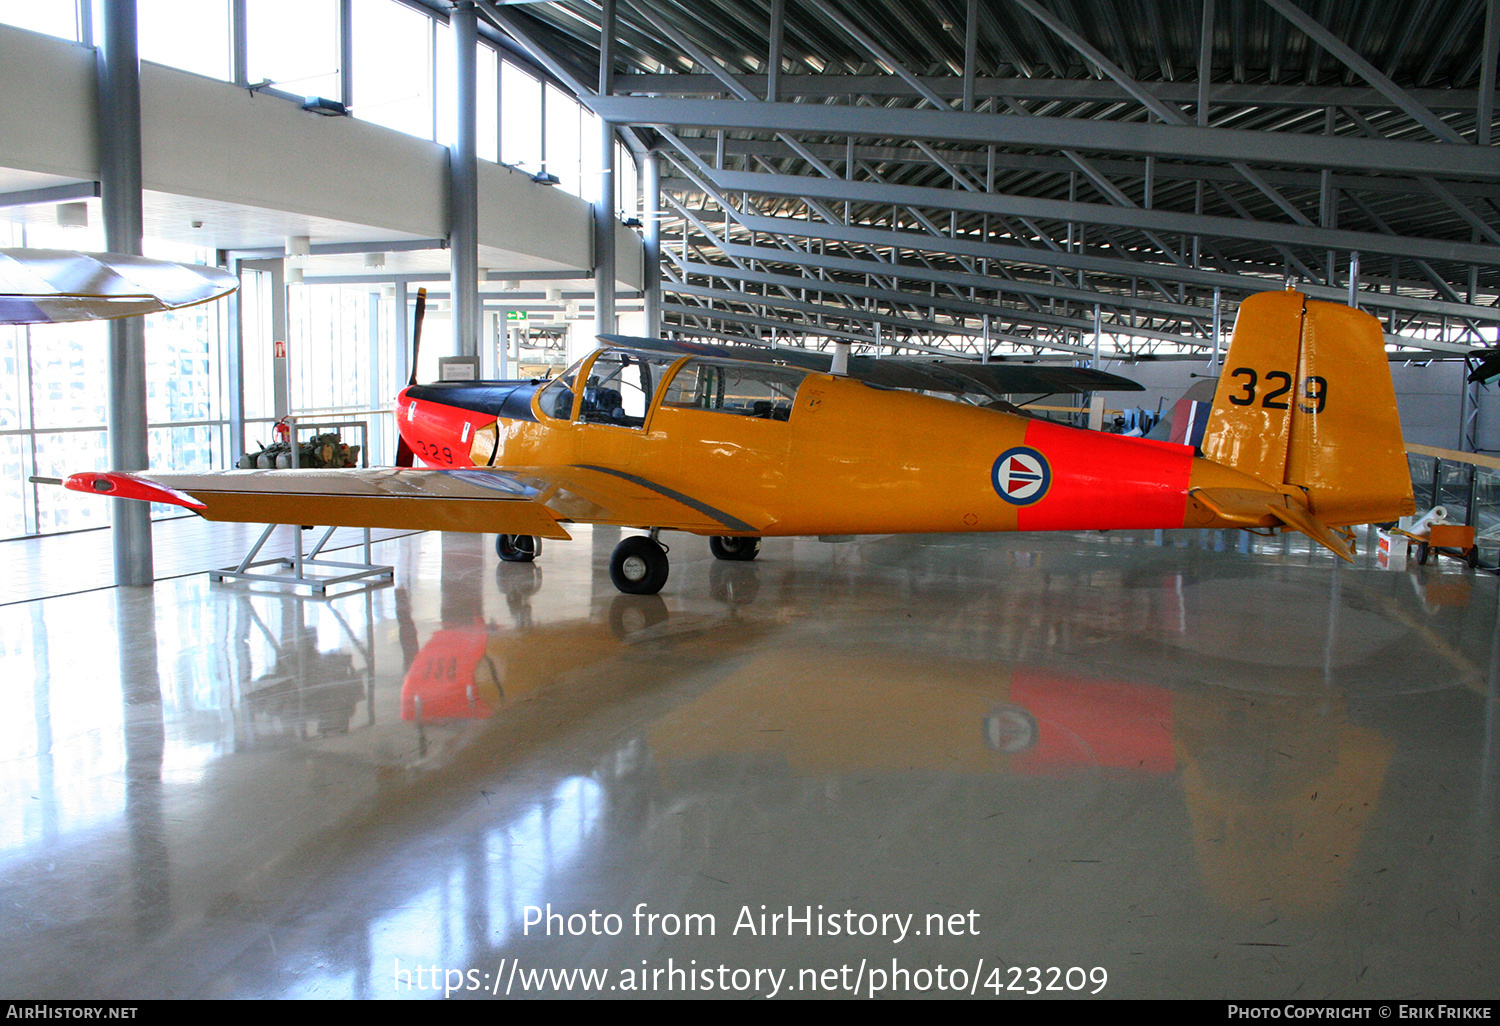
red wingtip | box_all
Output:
[64,471,207,511]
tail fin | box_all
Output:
[1202,290,1414,528]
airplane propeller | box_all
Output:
[394,287,428,468]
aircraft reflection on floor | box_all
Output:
[1,529,1496,999]
[391,593,1397,924]
[237,594,373,742]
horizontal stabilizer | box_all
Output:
[1188,486,1281,526]
[1266,503,1354,562]
[1190,485,1353,562]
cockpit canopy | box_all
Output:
[539,348,807,426]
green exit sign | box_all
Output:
[506,310,528,322]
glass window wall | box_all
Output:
[0,1,79,41]
[0,0,615,538]
[477,44,498,163]
[246,0,341,101]
[501,61,542,171]
[352,0,432,139]
[138,0,232,81]
[544,84,581,196]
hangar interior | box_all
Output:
[1,0,1498,1000]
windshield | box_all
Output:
[536,358,584,420]
[578,350,678,428]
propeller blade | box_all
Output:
[409,287,426,386]
[395,287,428,468]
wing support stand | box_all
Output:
[209,523,394,596]
[210,418,393,595]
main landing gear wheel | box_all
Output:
[709,535,761,561]
[610,536,670,595]
[496,534,541,562]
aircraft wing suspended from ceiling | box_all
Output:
[0,248,238,325]
[598,334,1144,398]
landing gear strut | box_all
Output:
[709,535,761,561]
[610,534,670,594]
[496,534,541,562]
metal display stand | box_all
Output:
[211,420,395,595]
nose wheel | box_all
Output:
[610,535,670,594]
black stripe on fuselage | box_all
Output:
[406,380,540,423]
[573,465,758,532]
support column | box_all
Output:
[339,0,353,114]
[394,281,410,385]
[449,1,480,358]
[225,254,245,460]
[643,152,662,337]
[593,0,617,338]
[94,0,152,587]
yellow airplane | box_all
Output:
[58,289,1415,594]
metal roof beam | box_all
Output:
[591,95,1500,179]
[612,74,1494,113]
[1259,0,1466,143]
[665,295,986,351]
[701,166,1500,266]
[662,297,1149,359]
[625,0,841,181]
[727,212,1499,322]
[669,261,1209,348]
[665,136,1500,201]
[718,241,1211,323]
[1007,0,1313,229]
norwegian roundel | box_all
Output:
[991,446,1051,506]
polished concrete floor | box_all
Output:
[1,525,1497,1000]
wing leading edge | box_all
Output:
[61,463,776,539]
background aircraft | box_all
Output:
[57,290,1414,595]
[0,247,237,323]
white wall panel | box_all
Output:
[0,24,641,281]
[0,27,95,181]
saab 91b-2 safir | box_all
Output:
[57,290,1415,595]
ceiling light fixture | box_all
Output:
[56,202,88,229]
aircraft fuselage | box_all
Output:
[395,350,1269,540]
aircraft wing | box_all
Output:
[598,333,1143,397]
[59,463,776,538]
[1,248,237,324]
[62,467,574,539]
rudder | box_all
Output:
[1202,290,1414,528]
